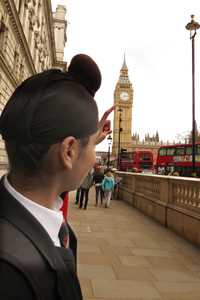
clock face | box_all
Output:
[120,91,129,101]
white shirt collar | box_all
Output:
[4,174,63,247]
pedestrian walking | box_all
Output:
[75,187,81,204]
[93,168,104,206]
[79,171,93,210]
[102,171,115,208]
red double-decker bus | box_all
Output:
[156,143,200,177]
[118,150,154,172]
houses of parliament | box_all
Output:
[0,0,173,169]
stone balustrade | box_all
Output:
[115,172,200,247]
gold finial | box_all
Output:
[191,15,195,21]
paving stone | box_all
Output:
[78,278,93,298]
[118,255,152,267]
[79,232,116,239]
[187,265,200,279]
[106,237,136,247]
[91,279,163,299]
[159,241,180,252]
[78,236,108,246]
[132,240,163,249]
[146,256,185,268]
[77,244,101,254]
[153,281,200,299]
[149,268,200,282]
[130,248,173,257]
[100,245,132,255]
[77,252,122,266]
[78,264,116,279]
[112,265,156,281]
[171,251,198,266]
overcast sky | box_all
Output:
[51,0,200,151]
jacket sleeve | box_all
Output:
[90,173,93,186]
[101,178,105,190]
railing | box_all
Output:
[115,172,200,247]
[137,177,160,200]
[172,181,200,209]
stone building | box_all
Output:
[0,0,67,168]
[132,132,175,165]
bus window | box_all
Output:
[139,152,150,157]
[196,166,200,177]
[176,147,185,155]
[197,145,200,154]
[159,148,166,156]
[169,166,175,173]
[186,167,192,177]
[186,146,192,155]
[175,166,186,176]
[167,147,175,155]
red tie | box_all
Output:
[59,219,69,248]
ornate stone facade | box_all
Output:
[132,132,175,165]
[0,0,67,168]
[112,54,133,157]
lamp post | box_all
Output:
[186,15,200,176]
[118,108,123,171]
[107,134,112,167]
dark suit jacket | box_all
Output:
[0,176,82,300]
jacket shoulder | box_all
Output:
[0,259,36,300]
[0,218,56,300]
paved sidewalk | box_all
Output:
[68,186,200,300]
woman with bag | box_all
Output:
[93,168,104,206]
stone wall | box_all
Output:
[116,172,200,247]
[0,0,67,168]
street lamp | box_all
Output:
[107,134,112,167]
[186,15,200,176]
[118,108,123,170]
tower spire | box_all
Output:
[118,53,131,84]
[121,51,128,71]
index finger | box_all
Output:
[100,105,116,121]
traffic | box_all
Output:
[97,143,200,177]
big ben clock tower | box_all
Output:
[112,54,133,158]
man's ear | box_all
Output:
[60,137,76,170]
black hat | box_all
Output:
[0,54,102,144]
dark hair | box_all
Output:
[94,168,103,184]
[5,136,90,175]
[79,136,90,148]
[94,168,102,178]
[5,140,51,175]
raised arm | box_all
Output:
[96,105,115,145]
